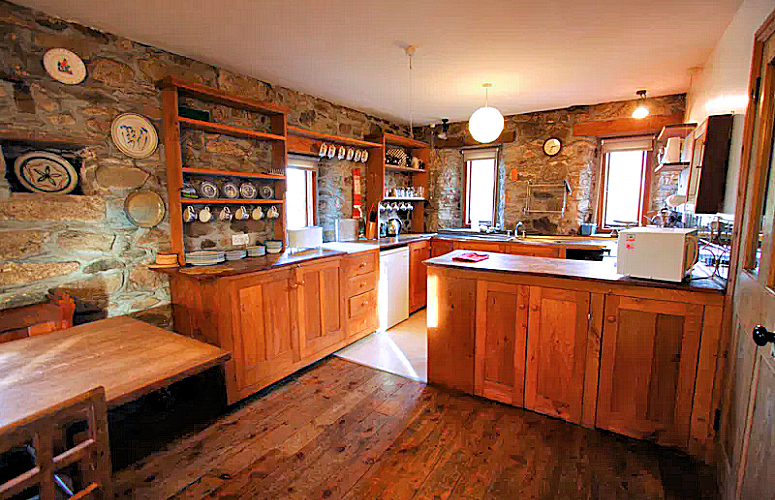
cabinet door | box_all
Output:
[409,241,431,312]
[596,296,703,448]
[232,269,300,391]
[298,259,345,358]
[502,244,562,258]
[474,281,528,406]
[455,241,501,253]
[524,286,590,424]
[431,240,454,257]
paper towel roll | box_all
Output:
[664,137,683,163]
[288,226,323,249]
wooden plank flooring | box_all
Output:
[113,357,717,500]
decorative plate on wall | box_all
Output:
[42,48,86,85]
[14,151,79,194]
[259,185,274,199]
[124,189,166,228]
[111,113,159,159]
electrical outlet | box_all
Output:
[232,233,250,246]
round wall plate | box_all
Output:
[14,151,78,194]
[111,113,159,159]
[124,190,166,228]
[259,185,274,199]
[43,48,86,85]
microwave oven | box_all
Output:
[617,227,700,282]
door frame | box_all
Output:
[718,8,775,498]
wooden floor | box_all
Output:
[113,357,717,500]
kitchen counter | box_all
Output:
[426,250,725,294]
[156,248,347,280]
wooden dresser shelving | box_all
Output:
[157,77,290,265]
[365,132,430,233]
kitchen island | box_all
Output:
[425,250,724,462]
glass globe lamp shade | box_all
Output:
[468,106,505,143]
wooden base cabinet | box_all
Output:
[524,287,594,424]
[474,281,528,406]
[409,241,431,313]
[596,295,704,448]
[169,251,381,405]
[296,259,346,358]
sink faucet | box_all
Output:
[515,222,526,239]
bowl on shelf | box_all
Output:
[246,245,266,257]
[226,249,247,261]
[265,240,283,254]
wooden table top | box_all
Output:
[425,250,725,294]
[0,316,230,429]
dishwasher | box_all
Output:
[379,246,409,330]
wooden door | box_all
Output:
[231,269,300,391]
[409,241,431,312]
[474,281,528,406]
[524,286,590,424]
[297,259,345,359]
[722,13,775,499]
[596,296,703,448]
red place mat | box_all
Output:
[452,252,490,263]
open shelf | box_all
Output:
[158,76,288,116]
[657,123,696,142]
[179,117,286,142]
[655,161,690,174]
[182,167,285,180]
[385,164,426,173]
[383,132,428,149]
[287,126,382,148]
[182,198,284,204]
[383,197,426,202]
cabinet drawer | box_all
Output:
[348,289,377,318]
[348,309,377,337]
[347,272,377,297]
[345,252,376,278]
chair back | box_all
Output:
[0,387,112,500]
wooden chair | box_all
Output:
[0,387,113,500]
[0,292,76,344]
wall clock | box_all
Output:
[543,137,562,157]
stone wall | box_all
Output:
[0,0,406,321]
[415,95,686,234]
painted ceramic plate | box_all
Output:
[111,113,158,159]
[14,151,78,194]
[239,182,257,199]
[223,182,239,199]
[43,48,86,85]
[198,180,218,199]
[124,190,166,228]
[259,185,274,199]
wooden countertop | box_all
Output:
[425,250,725,294]
[157,248,347,279]
[0,316,230,429]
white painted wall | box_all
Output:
[686,0,773,214]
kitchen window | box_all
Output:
[597,137,653,230]
[463,148,499,226]
[285,156,317,230]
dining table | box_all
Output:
[0,316,230,429]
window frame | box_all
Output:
[285,159,318,229]
[462,148,500,227]
[595,137,654,232]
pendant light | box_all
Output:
[632,90,649,119]
[468,83,504,143]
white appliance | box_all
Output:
[379,247,409,330]
[617,227,700,282]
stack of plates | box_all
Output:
[186,251,226,266]
[246,245,266,257]
[226,249,247,261]
[265,240,283,254]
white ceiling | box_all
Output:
[14,0,743,125]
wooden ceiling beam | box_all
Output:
[572,114,685,137]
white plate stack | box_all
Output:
[186,251,226,266]
[246,245,266,257]
[265,240,283,254]
[225,249,247,261]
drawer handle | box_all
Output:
[359,263,367,268]
[531,305,539,312]
[518,304,526,310]
[607,316,616,323]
